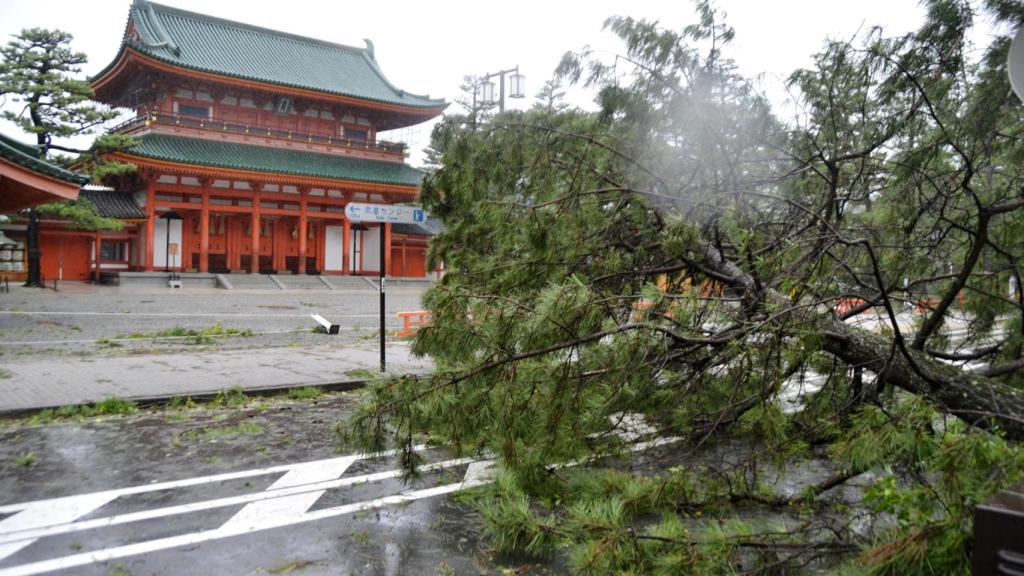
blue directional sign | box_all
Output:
[344,202,429,224]
[343,202,434,374]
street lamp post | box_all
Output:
[473,66,525,121]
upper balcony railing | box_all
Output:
[109,112,408,156]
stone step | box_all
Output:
[322,276,378,291]
[276,275,331,290]
[220,273,280,290]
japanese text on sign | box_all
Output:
[344,203,428,224]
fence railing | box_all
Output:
[109,113,407,155]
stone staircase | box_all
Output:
[321,276,378,291]
[276,274,332,290]
[220,273,281,290]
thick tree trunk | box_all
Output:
[25,127,47,289]
[696,241,1024,441]
[23,209,43,288]
[819,315,1024,440]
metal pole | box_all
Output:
[380,225,386,373]
[499,70,506,113]
[165,219,171,273]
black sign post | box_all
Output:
[343,203,430,375]
[379,226,386,372]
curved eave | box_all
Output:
[91,47,448,121]
[0,137,90,186]
[0,157,82,212]
[107,152,421,195]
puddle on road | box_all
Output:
[0,394,358,503]
[0,392,560,575]
[0,392,868,575]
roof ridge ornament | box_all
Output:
[137,0,181,57]
[363,39,375,61]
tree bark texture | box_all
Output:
[696,241,1024,440]
[23,209,42,288]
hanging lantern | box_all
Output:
[509,72,526,99]
[479,80,496,104]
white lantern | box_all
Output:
[479,80,496,104]
[509,72,526,99]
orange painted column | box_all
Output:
[273,222,283,272]
[94,231,102,282]
[342,217,351,275]
[250,191,261,274]
[199,184,210,273]
[144,183,155,271]
[401,238,407,278]
[225,214,235,271]
[232,214,242,271]
[277,223,284,272]
[383,223,392,277]
[298,196,308,274]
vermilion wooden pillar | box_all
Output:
[315,222,325,273]
[94,231,102,282]
[144,182,155,271]
[199,182,210,273]
[225,213,235,271]
[342,217,351,274]
[273,221,283,272]
[401,237,407,278]
[298,193,308,274]
[250,188,261,273]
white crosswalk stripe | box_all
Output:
[0,419,673,576]
[0,457,474,552]
[218,455,358,533]
[0,495,118,563]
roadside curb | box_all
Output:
[0,373,429,419]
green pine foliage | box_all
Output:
[341,2,1024,573]
[34,199,123,231]
[0,28,119,155]
[0,28,138,217]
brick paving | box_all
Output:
[0,343,430,412]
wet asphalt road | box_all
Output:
[0,391,869,575]
[0,393,554,576]
[0,284,546,575]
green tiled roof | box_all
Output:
[0,133,90,185]
[100,0,445,111]
[80,187,146,219]
[126,134,426,187]
[392,221,442,236]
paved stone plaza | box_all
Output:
[0,283,433,411]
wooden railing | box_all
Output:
[395,310,431,337]
[109,112,407,155]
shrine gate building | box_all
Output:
[50,0,446,281]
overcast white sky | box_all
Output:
[0,0,1007,166]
